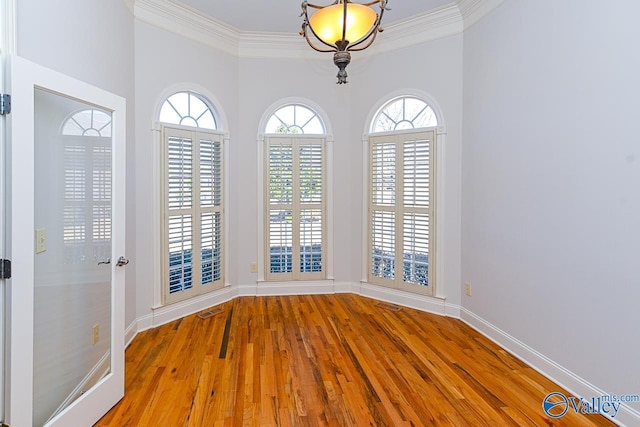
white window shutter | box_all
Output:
[266,137,325,280]
[162,127,224,304]
[368,130,435,295]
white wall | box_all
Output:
[17,0,137,328]
[462,0,640,400]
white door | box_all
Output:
[4,55,126,427]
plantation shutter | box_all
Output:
[268,141,294,277]
[368,130,435,295]
[266,137,325,280]
[199,137,223,286]
[402,136,431,287]
[163,126,224,303]
[62,137,112,264]
[370,140,396,282]
[299,142,323,274]
[167,132,194,295]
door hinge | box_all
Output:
[0,259,11,279]
[1,93,11,115]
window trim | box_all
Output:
[257,98,334,283]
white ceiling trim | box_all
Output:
[457,0,505,29]
[133,0,502,59]
[239,33,316,60]
[238,4,463,61]
[122,0,135,14]
[134,0,239,56]
[372,3,463,55]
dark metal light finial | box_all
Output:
[333,51,351,84]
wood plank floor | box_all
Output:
[95,294,615,426]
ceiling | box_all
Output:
[178,0,454,33]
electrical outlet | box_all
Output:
[92,324,99,345]
[249,262,257,273]
[35,228,47,253]
[465,282,472,296]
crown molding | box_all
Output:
[122,0,135,14]
[238,3,463,61]
[457,0,505,30]
[132,0,504,59]
[371,3,463,55]
[134,0,239,56]
[239,32,316,59]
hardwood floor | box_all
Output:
[96,294,615,426]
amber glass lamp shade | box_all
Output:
[309,2,377,47]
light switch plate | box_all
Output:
[35,228,47,253]
[92,324,100,345]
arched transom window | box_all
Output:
[265,104,325,135]
[371,96,437,133]
[62,109,112,137]
[159,91,217,130]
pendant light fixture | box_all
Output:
[300,0,389,84]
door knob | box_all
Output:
[116,256,129,267]
[98,258,111,265]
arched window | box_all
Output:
[159,91,224,304]
[263,103,327,281]
[159,91,217,130]
[371,96,437,132]
[367,96,439,296]
[265,104,325,134]
[62,109,112,137]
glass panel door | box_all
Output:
[6,55,125,427]
[33,89,113,426]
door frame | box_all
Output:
[4,55,126,427]
[0,0,17,421]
